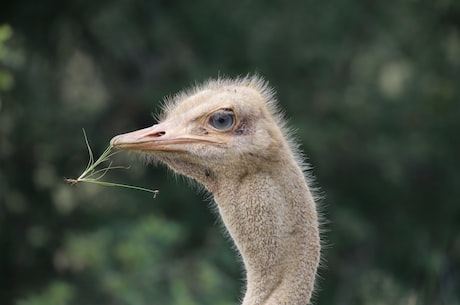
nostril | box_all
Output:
[148,131,166,137]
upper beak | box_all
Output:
[110,120,224,152]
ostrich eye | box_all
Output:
[209,111,235,130]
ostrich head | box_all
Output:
[111,77,290,192]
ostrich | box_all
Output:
[110,76,321,305]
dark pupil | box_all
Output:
[210,112,234,130]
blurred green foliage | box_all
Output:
[1,0,459,304]
[0,24,15,91]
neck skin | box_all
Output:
[210,156,320,305]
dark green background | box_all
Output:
[1,1,459,304]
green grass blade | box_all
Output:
[82,129,94,172]
[67,130,159,197]
[81,179,159,197]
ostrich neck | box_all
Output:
[213,159,320,305]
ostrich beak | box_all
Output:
[110,120,225,152]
